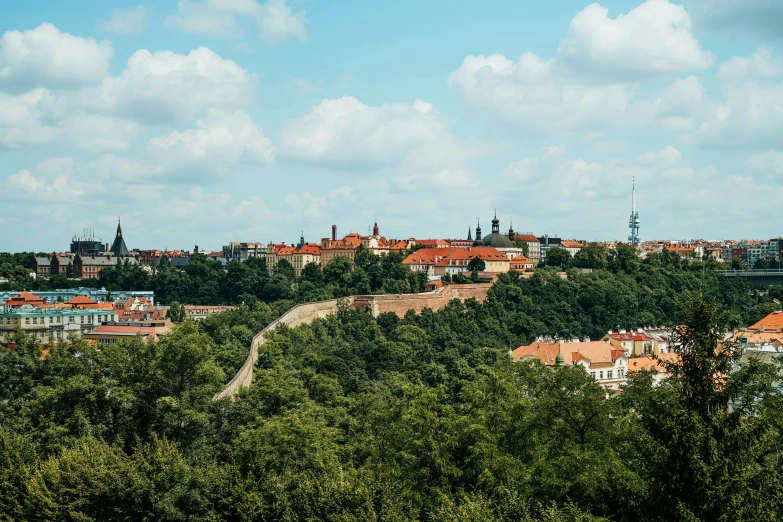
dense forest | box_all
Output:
[3,245,783,520]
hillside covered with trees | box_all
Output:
[2,247,783,519]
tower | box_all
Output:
[628,177,640,247]
[491,210,500,234]
[473,219,483,247]
[373,222,379,237]
[110,217,129,257]
[467,227,472,241]
[508,218,514,239]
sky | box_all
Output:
[1,0,783,252]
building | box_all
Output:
[512,339,628,394]
[471,213,527,260]
[184,305,236,320]
[0,287,154,306]
[603,329,658,356]
[73,254,138,279]
[109,219,129,257]
[266,237,322,277]
[222,241,265,261]
[561,240,586,257]
[538,235,563,264]
[70,230,105,256]
[84,320,172,345]
[33,256,51,278]
[403,246,510,277]
[0,303,118,342]
[512,234,541,264]
[509,256,534,271]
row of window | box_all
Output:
[590,369,625,380]
[3,313,115,326]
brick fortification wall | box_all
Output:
[214,298,354,400]
[353,282,492,317]
[214,282,493,399]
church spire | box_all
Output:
[508,218,515,239]
[467,226,472,241]
[473,218,483,246]
[491,210,500,234]
[116,217,122,237]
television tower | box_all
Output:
[628,176,640,247]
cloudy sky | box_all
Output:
[1,0,782,251]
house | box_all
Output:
[747,310,783,331]
[512,339,628,394]
[184,305,236,320]
[73,254,138,279]
[83,320,172,345]
[627,353,680,386]
[0,301,118,342]
[602,329,658,356]
[509,256,534,271]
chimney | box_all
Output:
[332,225,336,241]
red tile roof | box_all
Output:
[748,311,783,331]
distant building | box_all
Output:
[184,305,236,320]
[0,288,154,306]
[109,219,129,257]
[512,339,628,394]
[0,301,118,342]
[538,235,563,263]
[266,235,322,277]
[471,213,526,260]
[603,329,658,356]
[70,230,105,256]
[84,320,172,345]
[73,254,138,279]
[222,241,265,261]
[512,234,541,264]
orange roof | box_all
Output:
[561,240,585,249]
[403,248,445,266]
[10,292,43,302]
[513,234,539,242]
[748,311,783,331]
[67,295,98,305]
[733,330,783,344]
[628,353,680,374]
[433,247,509,265]
[512,340,621,366]
[509,257,533,269]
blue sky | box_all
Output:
[1,0,782,252]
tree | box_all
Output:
[273,259,295,280]
[65,261,73,278]
[545,247,571,268]
[572,243,608,269]
[753,257,768,270]
[513,238,530,257]
[168,301,186,323]
[301,262,324,285]
[731,258,747,270]
[467,257,486,273]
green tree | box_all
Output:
[168,301,186,323]
[545,247,571,269]
[467,256,486,272]
[572,243,608,269]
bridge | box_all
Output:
[716,269,783,286]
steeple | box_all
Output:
[473,218,483,246]
[110,217,129,257]
[467,226,472,241]
[508,218,514,239]
[491,210,500,234]
[373,222,379,236]
[298,231,304,248]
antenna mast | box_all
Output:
[628,176,640,247]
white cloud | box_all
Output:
[745,150,783,175]
[449,1,715,135]
[143,109,275,182]
[98,5,151,36]
[718,46,783,81]
[5,167,84,201]
[0,23,113,94]
[558,0,713,80]
[97,47,254,124]
[281,96,480,170]
[637,146,682,165]
[166,0,306,42]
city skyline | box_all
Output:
[2,0,783,251]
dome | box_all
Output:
[555,352,565,367]
[481,232,514,248]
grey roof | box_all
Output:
[110,235,129,257]
[481,233,515,248]
[80,256,138,266]
[35,257,51,266]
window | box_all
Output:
[618,369,624,378]
[590,372,596,379]
[599,371,604,379]
[25,318,30,324]
[607,370,613,379]
[32,318,37,324]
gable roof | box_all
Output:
[748,311,783,331]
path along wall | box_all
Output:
[214,281,493,400]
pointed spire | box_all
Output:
[116,217,122,237]
[467,227,472,241]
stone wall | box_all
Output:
[213,297,353,400]
[353,282,492,318]
[214,282,493,399]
